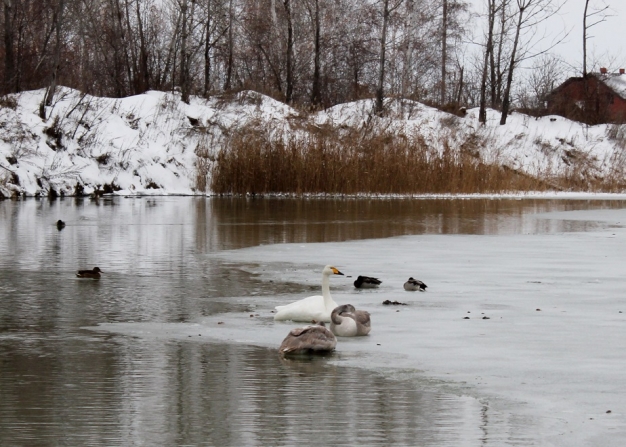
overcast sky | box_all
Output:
[467,0,626,75]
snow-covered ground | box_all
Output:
[89,206,626,446]
[1,88,625,197]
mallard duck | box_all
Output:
[76,267,103,279]
[274,265,344,322]
[56,220,66,230]
[279,321,337,356]
[404,277,427,291]
[353,275,382,289]
[330,304,371,336]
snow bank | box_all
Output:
[0,88,624,197]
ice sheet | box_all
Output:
[87,207,626,446]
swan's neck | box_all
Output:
[331,311,342,325]
[321,272,336,309]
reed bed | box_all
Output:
[210,125,622,195]
[211,126,544,195]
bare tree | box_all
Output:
[135,0,151,93]
[517,54,564,111]
[375,0,403,116]
[283,0,293,103]
[440,0,448,105]
[499,0,565,125]
[3,0,15,93]
[478,0,497,123]
[498,0,524,125]
[179,0,190,103]
[478,0,511,122]
[490,0,512,109]
[308,0,321,106]
[40,0,66,119]
[222,0,234,91]
[439,0,470,106]
[582,0,610,77]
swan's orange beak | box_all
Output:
[331,267,344,275]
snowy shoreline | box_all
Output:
[9,190,626,200]
[1,87,625,199]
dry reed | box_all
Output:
[210,125,620,195]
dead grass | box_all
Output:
[211,126,546,195]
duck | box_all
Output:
[56,220,66,230]
[353,275,382,289]
[274,265,344,322]
[279,321,337,356]
[76,267,103,279]
[404,277,427,291]
[330,304,371,336]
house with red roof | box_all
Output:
[547,68,626,124]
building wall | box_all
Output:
[547,77,626,124]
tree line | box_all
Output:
[0,0,586,123]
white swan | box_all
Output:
[274,265,344,322]
[279,321,337,356]
[330,304,371,336]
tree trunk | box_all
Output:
[223,0,233,91]
[479,0,496,123]
[456,65,464,105]
[310,0,321,107]
[440,0,448,105]
[160,12,181,90]
[375,0,390,116]
[499,3,524,125]
[107,0,127,97]
[3,0,15,94]
[123,0,140,94]
[491,1,507,108]
[136,0,150,92]
[283,0,293,104]
[352,48,359,99]
[204,0,212,96]
[582,0,589,77]
[180,0,189,104]
[115,0,133,96]
[40,0,65,119]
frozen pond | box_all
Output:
[1,196,626,446]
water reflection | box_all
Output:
[0,336,487,446]
[204,197,621,250]
[0,197,622,271]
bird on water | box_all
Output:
[76,267,103,279]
